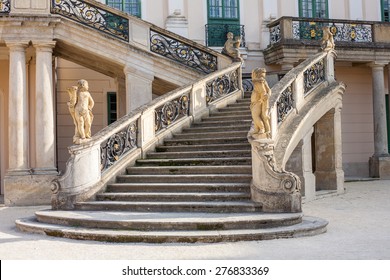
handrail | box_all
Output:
[52,61,242,209]
[268,49,335,140]
[0,0,10,13]
[49,0,230,73]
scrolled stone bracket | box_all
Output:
[249,137,302,213]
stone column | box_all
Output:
[6,41,29,175]
[34,41,57,174]
[314,108,344,193]
[369,62,390,178]
[124,66,154,113]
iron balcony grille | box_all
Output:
[205,23,246,47]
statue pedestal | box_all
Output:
[249,137,302,213]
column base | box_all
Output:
[4,173,59,206]
[369,155,390,179]
[251,185,302,213]
[314,169,344,193]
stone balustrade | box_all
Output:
[51,62,242,209]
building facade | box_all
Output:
[1,0,390,205]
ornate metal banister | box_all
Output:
[51,0,129,41]
[0,0,10,13]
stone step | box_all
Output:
[227,102,251,108]
[163,136,249,146]
[16,215,328,243]
[203,115,252,122]
[96,192,250,202]
[218,106,250,113]
[32,211,303,231]
[210,111,251,117]
[135,157,252,166]
[106,182,250,193]
[172,130,247,140]
[146,150,251,159]
[126,165,252,175]
[116,174,252,183]
[182,124,250,133]
[155,143,251,152]
[73,201,263,213]
[192,119,252,126]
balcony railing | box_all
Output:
[0,0,10,13]
[205,23,246,47]
[268,17,377,46]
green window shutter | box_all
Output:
[107,92,117,125]
[207,0,240,47]
[106,0,141,18]
[382,0,390,22]
[299,0,328,18]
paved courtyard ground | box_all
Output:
[0,180,389,260]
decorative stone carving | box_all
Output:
[249,68,271,139]
[320,26,335,51]
[249,138,302,213]
[67,79,95,144]
[221,32,243,62]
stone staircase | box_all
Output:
[16,92,328,243]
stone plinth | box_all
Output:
[249,137,302,213]
[369,155,390,179]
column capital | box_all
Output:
[5,41,29,51]
[33,41,56,52]
[368,61,388,69]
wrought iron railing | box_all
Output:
[0,0,10,13]
[155,91,190,133]
[276,85,294,123]
[150,29,218,74]
[205,24,246,47]
[303,59,325,94]
[100,121,138,172]
[51,0,129,41]
[269,17,373,46]
[206,68,240,104]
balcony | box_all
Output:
[205,23,246,47]
[264,17,390,65]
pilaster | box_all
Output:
[33,41,57,174]
[123,65,154,113]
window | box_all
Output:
[106,0,141,18]
[107,92,117,125]
[206,0,241,47]
[382,0,390,21]
[299,0,328,18]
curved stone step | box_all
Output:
[156,143,251,152]
[73,201,262,212]
[135,157,252,166]
[146,150,251,159]
[106,182,250,193]
[96,192,250,202]
[193,119,251,126]
[218,107,250,113]
[15,215,328,243]
[209,111,251,118]
[126,165,252,175]
[33,211,302,230]
[116,174,252,183]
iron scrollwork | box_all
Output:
[150,30,218,74]
[277,85,294,123]
[155,94,190,133]
[242,78,254,92]
[269,24,281,44]
[0,0,10,13]
[100,122,137,172]
[51,0,129,41]
[292,20,372,43]
[206,70,239,104]
[304,60,325,94]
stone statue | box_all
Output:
[67,79,94,144]
[221,32,243,62]
[320,26,335,51]
[249,68,271,139]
